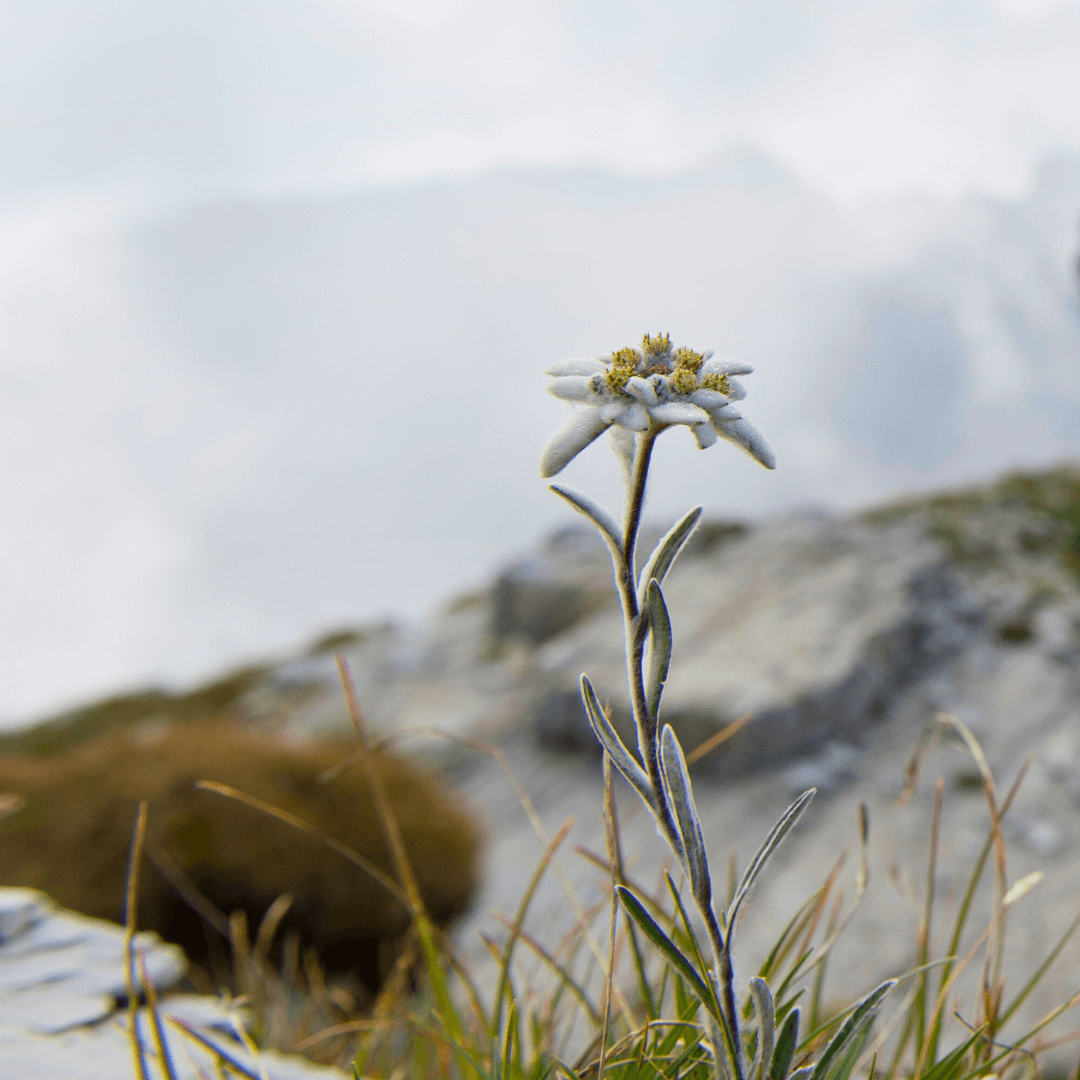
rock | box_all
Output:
[0,887,346,1079]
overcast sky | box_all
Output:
[2,0,1080,725]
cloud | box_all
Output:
[3,0,1080,207]
[1,146,1078,723]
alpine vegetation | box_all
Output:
[542,334,892,1080]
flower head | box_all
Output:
[539,333,776,477]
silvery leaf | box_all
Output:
[545,357,608,376]
[711,415,777,471]
[701,357,755,377]
[748,977,775,1080]
[690,389,731,409]
[609,424,637,482]
[625,375,660,407]
[548,375,600,402]
[650,401,710,425]
[548,483,624,562]
[644,579,672,721]
[660,724,712,908]
[726,789,815,943]
[579,675,656,815]
[539,408,609,477]
[694,422,719,449]
[725,376,748,401]
[638,506,703,605]
[613,401,651,431]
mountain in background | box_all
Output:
[2,144,1079,724]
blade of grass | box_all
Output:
[494,816,576,1040]
[336,655,468,1071]
[998,906,1080,1027]
[124,800,151,1080]
[924,755,1030,1066]
[137,946,181,1080]
[914,778,945,1063]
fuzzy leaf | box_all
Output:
[749,977,776,1080]
[539,410,610,477]
[645,579,673,720]
[615,885,716,1015]
[579,675,656,815]
[727,789,815,941]
[768,1008,800,1080]
[810,980,896,1080]
[638,506,703,605]
[549,484,624,561]
[660,725,711,908]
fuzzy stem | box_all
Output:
[704,905,743,1077]
[617,429,680,850]
[620,425,743,1072]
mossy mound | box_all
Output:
[0,723,482,991]
[862,463,1080,577]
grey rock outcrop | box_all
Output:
[0,888,346,1080]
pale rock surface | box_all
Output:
[0,888,346,1080]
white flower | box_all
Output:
[540,333,776,477]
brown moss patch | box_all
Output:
[0,723,482,991]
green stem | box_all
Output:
[619,429,679,850]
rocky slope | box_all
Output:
[5,464,1080,1066]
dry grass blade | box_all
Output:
[685,711,753,767]
[138,945,181,1080]
[494,815,576,1035]
[165,1015,262,1080]
[253,893,294,963]
[124,800,151,1080]
[194,780,407,908]
[490,911,602,1028]
[598,754,619,1077]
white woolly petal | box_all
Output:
[539,408,610,477]
[625,376,659,408]
[692,422,718,449]
[609,424,637,478]
[689,389,730,409]
[613,401,651,431]
[709,403,743,422]
[648,373,670,402]
[600,399,630,423]
[546,357,609,377]
[549,375,601,403]
[725,376,748,401]
[701,357,754,377]
[710,415,777,469]
[649,402,710,426]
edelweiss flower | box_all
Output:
[539,333,776,477]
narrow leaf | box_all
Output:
[549,483,624,560]
[810,980,895,1080]
[749,977,775,1080]
[645,579,673,721]
[638,506,704,604]
[727,789,816,942]
[615,885,714,1011]
[580,675,657,814]
[660,724,712,908]
[768,1007,800,1080]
